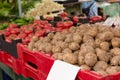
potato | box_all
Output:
[95,39,102,48]
[38,37,44,42]
[51,39,58,45]
[69,26,77,33]
[106,66,120,74]
[60,42,69,49]
[96,70,108,76]
[62,48,72,54]
[80,44,95,56]
[84,39,95,48]
[34,41,40,48]
[96,48,110,62]
[83,35,94,43]
[112,27,120,37]
[45,43,52,53]
[43,37,51,42]
[28,41,35,50]
[110,56,120,66]
[32,36,39,42]
[85,52,97,67]
[53,53,64,60]
[74,50,80,56]
[55,33,65,41]
[78,56,85,66]
[55,41,63,47]
[111,37,120,47]
[77,29,86,37]
[65,34,73,43]
[73,33,82,43]
[52,46,62,53]
[55,32,61,36]
[78,24,90,31]
[110,48,120,56]
[32,48,38,52]
[100,42,110,51]
[96,31,113,41]
[61,29,69,35]
[47,32,54,39]
[98,26,110,33]
[81,65,91,70]
[79,50,86,57]
[53,32,61,40]
[63,53,77,64]
[86,26,98,37]
[69,42,80,51]
[93,61,108,71]
[38,44,45,51]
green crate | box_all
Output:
[103,3,120,17]
[0,68,3,80]
[19,76,33,80]
[0,62,19,80]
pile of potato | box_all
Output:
[28,24,120,76]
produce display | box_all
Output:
[0,20,53,45]
[26,0,64,18]
[28,24,120,76]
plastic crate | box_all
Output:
[78,70,120,80]
[0,34,22,58]
[0,51,2,62]
[0,51,4,62]
[17,44,54,80]
[1,51,21,75]
[17,43,120,80]
[0,62,19,80]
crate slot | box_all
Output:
[0,34,22,58]
[27,62,38,70]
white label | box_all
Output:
[47,60,80,80]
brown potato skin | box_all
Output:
[96,31,113,41]
[110,56,120,66]
[69,42,80,51]
[110,48,120,56]
[93,61,108,71]
[63,53,77,64]
[106,66,120,74]
[78,56,85,66]
[111,37,120,47]
[81,65,91,70]
[85,52,97,67]
[96,70,108,76]
[96,48,110,62]
[100,42,110,51]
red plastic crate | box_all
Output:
[17,44,54,80]
[78,70,120,80]
[1,51,21,75]
[0,51,4,62]
[17,44,120,80]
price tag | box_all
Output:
[47,60,80,80]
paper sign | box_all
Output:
[47,60,80,80]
